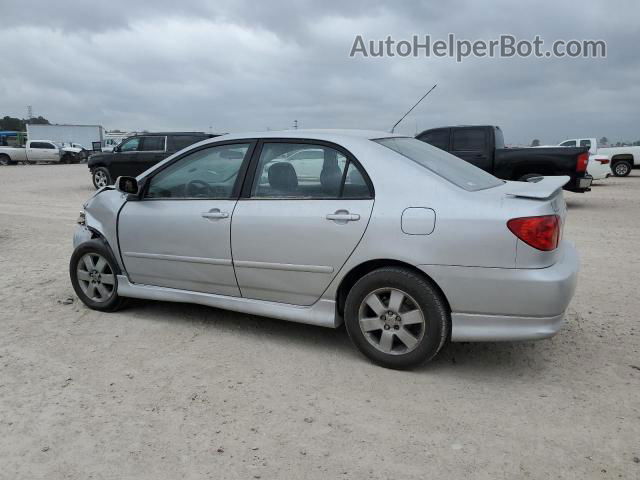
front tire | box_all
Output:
[70,240,127,312]
[92,167,112,189]
[612,160,632,177]
[344,267,449,369]
[0,155,10,166]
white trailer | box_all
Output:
[26,124,104,151]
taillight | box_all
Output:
[576,152,589,172]
[507,215,561,251]
[598,158,610,165]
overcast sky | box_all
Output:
[1,0,638,144]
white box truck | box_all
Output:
[26,124,104,157]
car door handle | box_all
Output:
[201,209,229,220]
[326,211,360,222]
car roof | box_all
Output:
[213,129,408,143]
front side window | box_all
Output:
[145,143,250,199]
[419,129,449,151]
[251,143,371,199]
[452,128,486,151]
[120,138,140,152]
[375,137,503,192]
[580,139,592,148]
[140,136,165,151]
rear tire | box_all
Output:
[0,155,10,166]
[344,267,449,369]
[70,240,127,312]
[612,160,632,177]
[92,167,112,189]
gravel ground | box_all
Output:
[0,164,638,479]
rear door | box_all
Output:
[118,141,254,295]
[450,127,492,172]
[231,141,374,306]
[136,136,167,174]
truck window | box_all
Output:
[140,136,165,151]
[168,135,206,151]
[418,129,449,150]
[560,140,576,147]
[579,140,591,148]
[452,128,486,151]
[375,137,503,192]
[120,138,140,152]
[30,142,56,149]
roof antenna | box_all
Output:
[390,84,437,133]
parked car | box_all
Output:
[0,140,78,165]
[70,130,579,369]
[535,140,610,180]
[417,125,592,192]
[87,132,217,188]
[559,137,640,177]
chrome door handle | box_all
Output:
[201,209,229,219]
[326,212,360,222]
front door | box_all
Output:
[118,142,254,295]
[450,127,492,172]
[109,136,141,178]
[231,141,374,306]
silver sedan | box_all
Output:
[70,130,579,369]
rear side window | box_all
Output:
[560,140,577,147]
[140,136,165,151]
[168,135,207,151]
[374,137,503,192]
[418,129,449,150]
[251,143,372,199]
[452,128,486,151]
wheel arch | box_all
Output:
[83,227,123,275]
[335,259,452,318]
[610,154,634,163]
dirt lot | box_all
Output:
[0,164,638,479]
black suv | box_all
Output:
[88,132,218,189]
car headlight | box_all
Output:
[77,211,86,225]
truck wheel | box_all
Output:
[344,267,449,370]
[61,154,73,164]
[612,160,632,177]
[92,167,112,189]
[519,173,544,182]
[0,155,10,166]
[70,240,127,312]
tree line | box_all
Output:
[0,115,50,131]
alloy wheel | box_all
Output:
[615,163,629,176]
[76,253,116,303]
[94,170,108,188]
[358,287,426,355]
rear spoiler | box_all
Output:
[503,175,570,199]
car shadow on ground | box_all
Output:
[121,299,557,375]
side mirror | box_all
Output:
[115,176,139,195]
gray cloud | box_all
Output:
[1,0,639,145]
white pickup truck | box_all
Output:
[560,138,640,177]
[0,140,79,165]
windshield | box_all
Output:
[374,137,503,191]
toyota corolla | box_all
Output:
[70,130,579,369]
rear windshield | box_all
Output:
[374,137,503,192]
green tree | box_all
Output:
[599,136,608,146]
[530,139,541,147]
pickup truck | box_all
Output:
[417,125,592,192]
[0,140,80,165]
[87,132,217,188]
[560,137,640,177]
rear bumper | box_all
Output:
[418,241,579,342]
[565,175,592,192]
